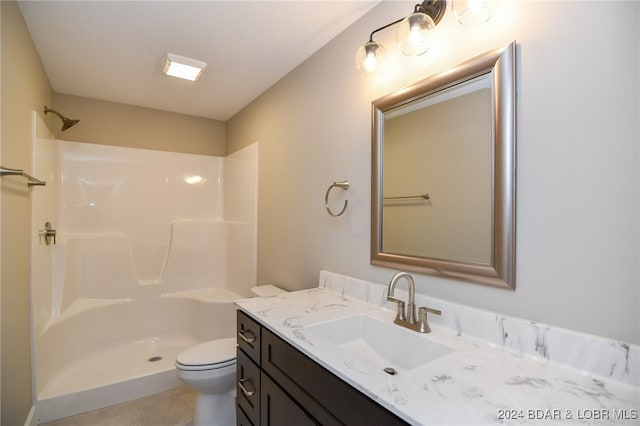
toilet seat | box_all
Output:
[176,337,237,371]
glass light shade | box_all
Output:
[355,41,387,76]
[396,12,435,56]
[453,0,498,26]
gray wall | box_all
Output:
[228,1,640,344]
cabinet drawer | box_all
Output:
[237,310,261,364]
[261,327,407,426]
[237,348,261,426]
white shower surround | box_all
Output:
[30,112,257,422]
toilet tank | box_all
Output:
[250,285,286,297]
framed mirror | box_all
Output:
[371,42,516,289]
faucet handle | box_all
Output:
[422,307,441,316]
[387,296,407,322]
[417,306,441,333]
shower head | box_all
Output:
[44,106,79,131]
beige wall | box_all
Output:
[1,1,54,424]
[52,93,226,156]
[228,1,640,344]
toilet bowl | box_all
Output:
[176,337,237,426]
[175,285,286,426]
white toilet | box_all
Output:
[176,285,286,426]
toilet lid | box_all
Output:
[176,337,236,371]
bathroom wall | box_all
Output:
[52,93,226,156]
[1,1,53,424]
[227,1,640,344]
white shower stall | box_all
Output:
[29,112,257,422]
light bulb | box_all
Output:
[355,41,387,76]
[453,0,499,26]
[396,12,436,56]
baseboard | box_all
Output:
[25,405,37,426]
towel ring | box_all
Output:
[325,181,350,217]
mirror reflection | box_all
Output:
[383,74,492,263]
[371,42,516,289]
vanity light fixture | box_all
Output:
[162,53,207,81]
[356,0,499,75]
[355,0,446,75]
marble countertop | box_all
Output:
[236,284,639,425]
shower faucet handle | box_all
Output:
[38,221,56,245]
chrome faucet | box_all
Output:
[386,272,441,333]
[387,272,417,324]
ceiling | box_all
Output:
[18,1,379,121]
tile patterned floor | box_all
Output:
[40,387,196,426]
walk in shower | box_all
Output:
[29,112,257,422]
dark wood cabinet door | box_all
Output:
[260,372,319,426]
[237,405,254,426]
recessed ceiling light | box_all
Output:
[162,53,207,81]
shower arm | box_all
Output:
[44,106,79,131]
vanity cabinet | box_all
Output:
[236,310,408,426]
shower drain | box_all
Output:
[147,356,163,363]
[383,367,398,375]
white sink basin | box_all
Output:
[303,315,453,373]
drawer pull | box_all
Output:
[238,328,256,344]
[239,378,255,397]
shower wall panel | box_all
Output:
[31,112,60,334]
[59,141,223,282]
[31,119,258,334]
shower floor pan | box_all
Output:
[36,334,199,423]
